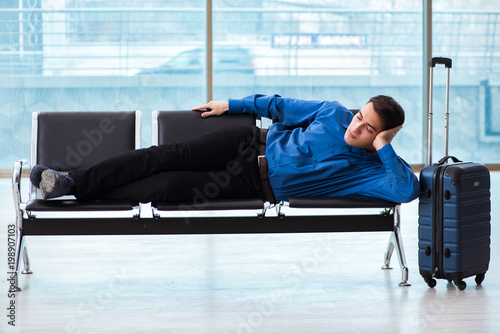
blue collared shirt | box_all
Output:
[228,94,419,203]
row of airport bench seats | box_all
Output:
[11,110,410,291]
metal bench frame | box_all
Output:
[11,110,410,291]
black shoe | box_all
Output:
[30,165,49,188]
[40,169,75,199]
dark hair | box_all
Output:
[368,95,405,130]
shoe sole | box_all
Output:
[40,170,56,199]
[30,165,49,188]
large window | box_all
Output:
[0,0,207,168]
[212,1,422,164]
[0,0,498,168]
[432,0,500,163]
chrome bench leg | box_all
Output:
[12,230,32,292]
[12,233,33,292]
[382,233,395,270]
[381,205,410,286]
[21,239,33,275]
[12,159,30,292]
[12,230,24,292]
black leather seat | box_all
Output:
[25,111,141,213]
[151,110,265,212]
[151,110,398,211]
[154,109,256,143]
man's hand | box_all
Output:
[373,125,403,151]
[192,101,229,118]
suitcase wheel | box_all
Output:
[454,279,467,290]
[475,273,485,285]
[426,278,437,288]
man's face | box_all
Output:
[344,102,384,152]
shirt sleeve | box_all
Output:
[367,144,420,203]
[228,94,336,128]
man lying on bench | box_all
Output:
[30,94,419,205]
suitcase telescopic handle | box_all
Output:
[427,57,452,165]
[429,57,452,69]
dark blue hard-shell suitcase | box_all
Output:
[418,57,491,290]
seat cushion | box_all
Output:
[153,198,265,211]
[288,197,398,209]
[26,199,139,212]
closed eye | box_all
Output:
[358,111,377,132]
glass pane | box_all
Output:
[433,1,500,163]
[212,1,423,164]
[0,0,205,168]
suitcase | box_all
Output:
[418,57,491,290]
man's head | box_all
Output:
[344,95,405,152]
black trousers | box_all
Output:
[69,125,264,203]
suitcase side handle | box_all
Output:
[437,155,462,165]
[429,57,452,68]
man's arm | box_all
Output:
[193,95,283,120]
[370,144,420,203]
[370,125,419,203]
[194,95,341,127]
